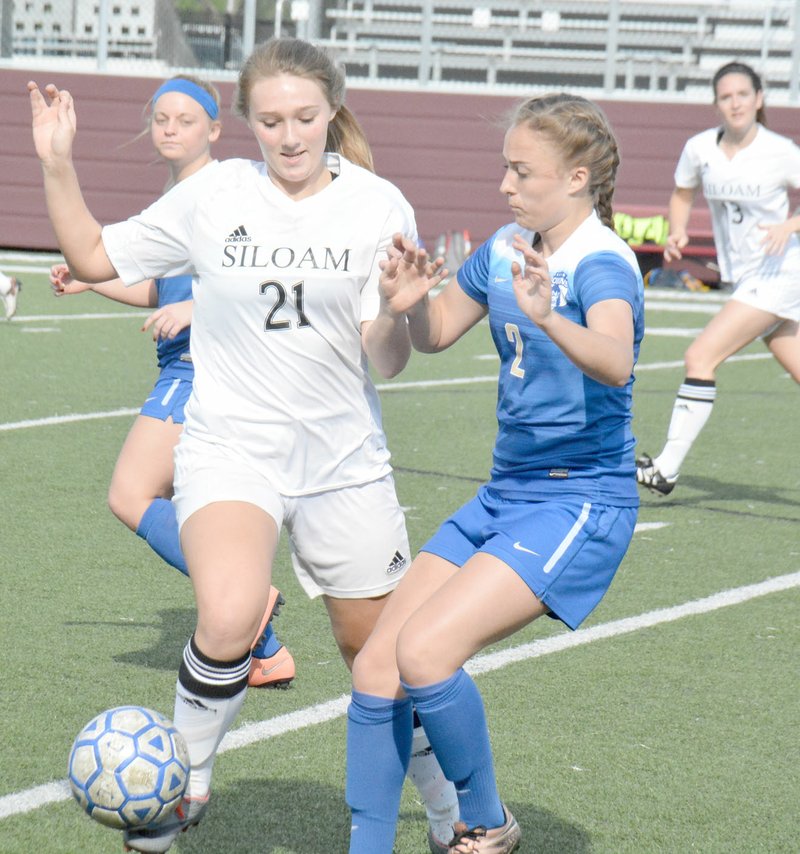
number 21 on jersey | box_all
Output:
[260,280,311,331]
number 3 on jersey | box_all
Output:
[260,280,311,331]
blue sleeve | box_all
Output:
[575,251,644,349]
[156,275,194,307]
[456,237,492,305]
[574,252,641,313]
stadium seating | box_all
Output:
[321,0,797,96]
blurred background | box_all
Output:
[3,0,799,101]
[3,0,799,278]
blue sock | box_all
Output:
[136,498,188,576]
[252,622,280,658]
[403,669,504,830]
[347,691,413,854]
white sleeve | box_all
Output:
[360,197,417,323]
[673,135,704,190]
[101,165,212,285]
[782,139,800,190]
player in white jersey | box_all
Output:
[346,94,642,854]
[48,75,294,690]
[0,270,20,319]
[29,37,456,853]
[637,61,800,496]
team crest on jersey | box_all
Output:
[551,271,569,308]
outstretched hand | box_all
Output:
[511,233,553,325]
[378,233,448,315]
[28,81,77,165]
[50,262,91,296]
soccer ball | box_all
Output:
[67,706,190,829]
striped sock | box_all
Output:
[655,377,716,479]
[172,635,250,797]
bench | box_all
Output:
[613,204,719,284]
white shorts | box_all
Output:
[731,272,800,322]
[173,437,410,599]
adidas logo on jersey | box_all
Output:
[225,225,252,243]
[386,550,408,575]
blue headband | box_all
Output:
[152,79,219,120]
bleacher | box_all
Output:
[320,0,798,96]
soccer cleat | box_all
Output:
[250,586,285,650]
[635,453,678,496]
[248,586,295,688]
[122,794,208,853]
[248,643,296,688]
[429,826,451,854]
[447,805,521,853]
[2,278,18,320]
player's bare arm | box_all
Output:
[29,81,117,283]
[664,186,695,262]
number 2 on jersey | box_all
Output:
[260,280,311,331]
[505,322,525,378]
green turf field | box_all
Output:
[1,253,797,853]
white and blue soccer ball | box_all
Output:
[67,705,190,830]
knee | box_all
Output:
[107,479,151,532]
[106,482,132,528]
[683,341,707,377]
[195,605,255,660]
[351,634,400,693]
[396,624,436,687]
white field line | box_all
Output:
[9,312,148,322]
[0,351,774,434]
[1,570,798,821]
[643,327,703,337]
[0,408,140,432]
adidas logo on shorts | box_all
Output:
[386,550,408,575]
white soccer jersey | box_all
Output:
[103,155,417,495]
[674,125,800,283]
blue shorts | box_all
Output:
[140,373,193,424]
[421,484,637,630]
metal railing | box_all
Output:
[2,0,799,102]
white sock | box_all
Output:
[655,378,716,479]
[407,725,459,844]
[172,637,250,798]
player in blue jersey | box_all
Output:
[49,74,294,689]
[346,93,644,853]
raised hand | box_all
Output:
[379,233,448,315]
[28,81,77,166]
[511,233,553,326]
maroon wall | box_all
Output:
[4,67,799,252]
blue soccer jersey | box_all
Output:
[154,275,193,377]
[457,212,644,504]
